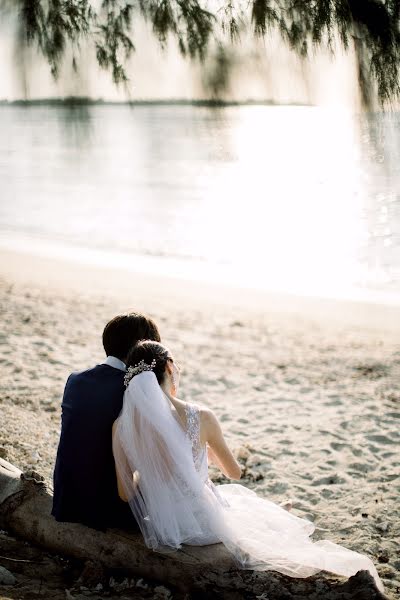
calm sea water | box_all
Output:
[0,104,399,303]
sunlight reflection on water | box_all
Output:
[0,104,398,303]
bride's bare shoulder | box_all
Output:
[183,402,215,423]
[181,402,218,435]
[198,406,219,429]
[198,405,214,418]
[185,402,211,416]
[180,400,206,413]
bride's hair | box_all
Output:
[126,340,170,385]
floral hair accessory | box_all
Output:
[124,358,157,387]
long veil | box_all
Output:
[113,372,384,593]
[112,371,222,550]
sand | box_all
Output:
[0,249,399,599]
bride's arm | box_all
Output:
[207,446,227,473]
[202,409,241,480]
[112,422,129,501]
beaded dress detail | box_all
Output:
[184,403,208,482]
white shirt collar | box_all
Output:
[102,355,126,371]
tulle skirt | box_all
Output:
[184,482,384,594]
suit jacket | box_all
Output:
[52,363,138,531]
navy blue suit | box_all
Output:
[52,363,138,531]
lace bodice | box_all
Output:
[184,403,208,481]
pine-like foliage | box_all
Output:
[249,0,400,105]
[2,0,400,105]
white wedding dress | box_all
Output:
[113,372,383,593]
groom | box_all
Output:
[52,312,161,531]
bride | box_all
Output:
[112,340,383,593]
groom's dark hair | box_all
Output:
[102,313,161,361]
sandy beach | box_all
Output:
[0,249,399,599]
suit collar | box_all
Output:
[102,356,126,371]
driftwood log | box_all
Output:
[0,458,386,599]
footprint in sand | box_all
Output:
[348,462,372,473]
[366,434,395,445]
[330,442,349,451]
[311,473,347,486]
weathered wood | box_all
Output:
[0,459,386,598]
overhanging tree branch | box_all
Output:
[1,0,399,105]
